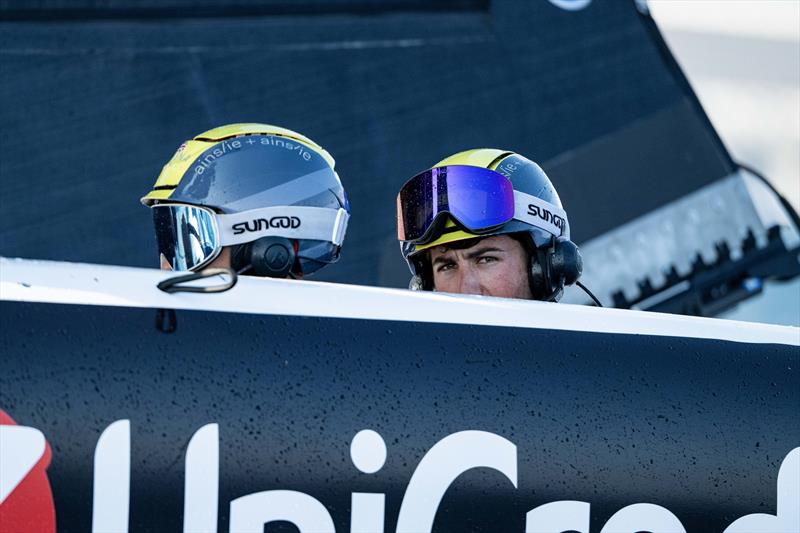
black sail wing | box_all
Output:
[1,0,797,315]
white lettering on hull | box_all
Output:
[54,421,798,533]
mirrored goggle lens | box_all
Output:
[397,165,515,243]
[152,204,220,271]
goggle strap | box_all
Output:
[218,207,349,247]
[513,191,570,239]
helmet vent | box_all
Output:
[487,151,515,171]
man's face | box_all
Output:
[428,235,533,299]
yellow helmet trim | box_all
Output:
[141,139,212,205]
[141,123,334,205]
[411,148,514,252]
[196,123,335,168]
[414,218,478,252]
[434,148,511,170]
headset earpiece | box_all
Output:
[550,238,582,286]
[529,237,583,302]
[249,236,296,278]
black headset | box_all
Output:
[409,233,583,302]
[529,236,583,302]
[233,236,297,278]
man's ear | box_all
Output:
[160,253,173,271]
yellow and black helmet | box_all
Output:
[397,148,579,299]
[142,123,337,206]
[142,123,349,276]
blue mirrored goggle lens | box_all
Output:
[397,165,515,243]
[152,204,220,271]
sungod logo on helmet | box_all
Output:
[528,204,566,235]
[232,216,301,235]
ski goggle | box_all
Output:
[397,165,516,244]
[153,203,349,272]
[397,165,570,245]
[153,204,220,272]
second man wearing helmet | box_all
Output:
[142,123,349,279]
[396,149,582,301]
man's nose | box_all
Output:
[457,265,483,296]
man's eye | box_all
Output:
[477,255,497,264]
[436,262,456,272]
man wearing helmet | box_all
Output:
[142,123,349,279]
[397,149,582,301]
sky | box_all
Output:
[649,0,800,327]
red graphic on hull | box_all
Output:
[0,409,56,533]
